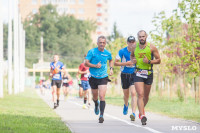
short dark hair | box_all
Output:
[127,36,136,42]
[137,30,147,36]
[97,35,107,42]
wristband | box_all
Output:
[148,60,151,64]
[110,67,114,70]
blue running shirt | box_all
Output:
[50,61,64,80]
[116,47,136,73]
[85,47,112,79]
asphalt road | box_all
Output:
[37,90,200,133]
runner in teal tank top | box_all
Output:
[130,30,161,125]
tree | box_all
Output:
[150,0,200,103]
[23,4,96,68]
[108,22,123,42]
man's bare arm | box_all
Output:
[150,44,161,64]
[130,45,137,63]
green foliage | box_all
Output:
[107,22,123,42]
[23,4,96,68]
[150,0,200,78]
[3,24,8,60]
[106,38,126,82]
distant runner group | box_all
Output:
[49,30,161,125]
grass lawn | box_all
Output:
[0,88,71,133]
[106,95,200,123]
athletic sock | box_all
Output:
[93,100,98,107]
[84,97,87,104]
[100,101,106,116]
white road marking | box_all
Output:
[69,100,163,133]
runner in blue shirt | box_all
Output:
[85,35,113,123]
[50,54,65,109]
[114,36,137,121]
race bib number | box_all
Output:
[63,79,68,83]
[53,74,60,79]
[136,70,148,79]
[84,73,90,78]
[126,65,135,68]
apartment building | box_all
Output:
[19,0,109,41]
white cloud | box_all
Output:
[108,0,179,38]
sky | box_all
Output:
[1,0,180,39]
[108,0,179,39]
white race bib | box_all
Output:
[84,73,90,78]
[63,79,68,83]
[126,65,135,68]
[136,70,148,79]
[53,74,60,79]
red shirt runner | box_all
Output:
[79,63,89,81]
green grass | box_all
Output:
[106,95,200,123]
[0,89,71,133]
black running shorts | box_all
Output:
[121,73,135,89]
[51,80,62,88]
[89,76,109,89]
[134,73,153,85]
[63,83,69,87]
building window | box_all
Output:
[104,18,108,22]
[70,8,76,14]
[104,9,108,13]
[97,26,102,31]
[32,0,37,5]
[78,8,84,14]
[59,0,67,3]
[97,8,102,13]
[51,0,56,4]
[70,0,76,4]
[97,17,102,22]
[79,0,84,4]
[64,8,68,13]
[41,0,46,5]
[96,0,102,4]
[46,0,50,4]
[32,9,38,14]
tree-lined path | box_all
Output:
[37,90,200,133]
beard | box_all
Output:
[139,39,146,45]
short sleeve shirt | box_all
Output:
[85,47,112,79]
[79,63,89,81]
[116,47,135,74]
[50,61,64,80]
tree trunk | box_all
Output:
[198,75,200,104]
[160,73,163,97]
[170,75,173,100]
[194,77,197,103]
[183,73,187,103]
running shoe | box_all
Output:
[82,104,87,109]
[130,113,136,121]
[99,115,104,123]
[141,115,147,125]
[87,103,91,108]
[123,103,129,115]
[53,103,57,109]
[94,101,100,115]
